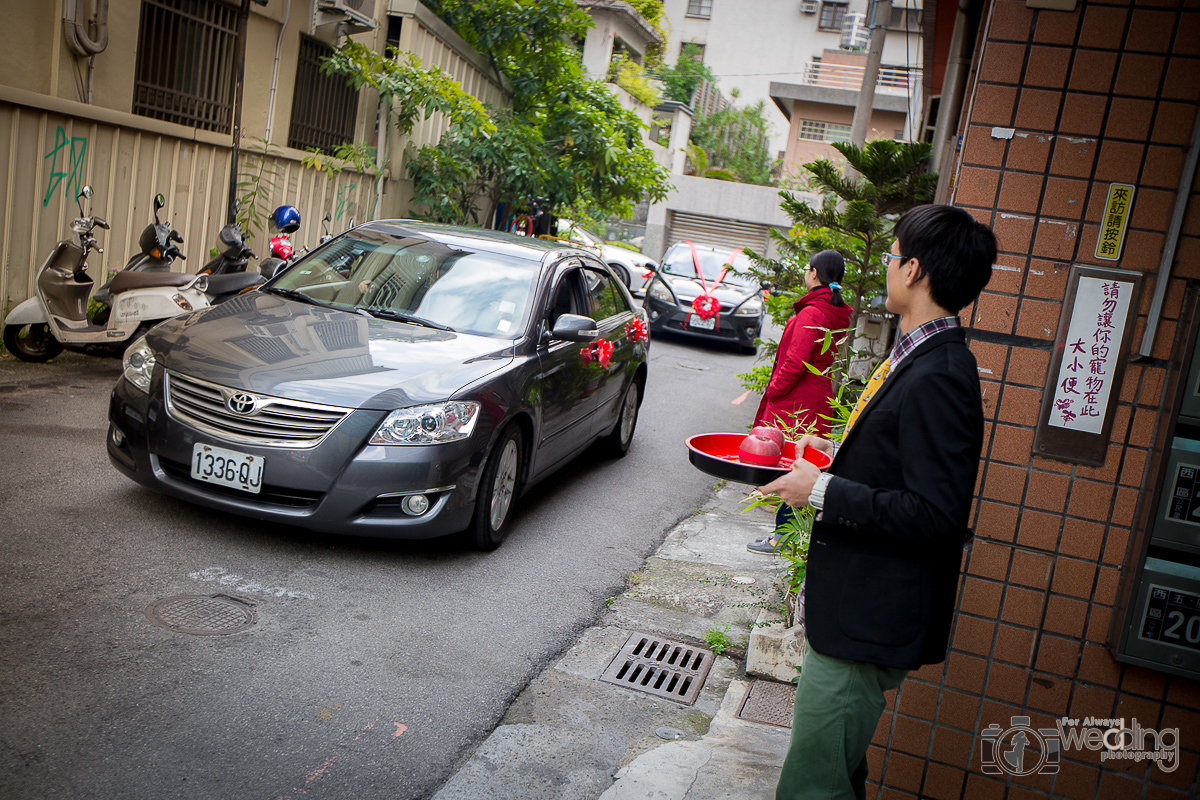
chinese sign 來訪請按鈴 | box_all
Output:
[1048,276,1134,434]
[1095,183,1135,262]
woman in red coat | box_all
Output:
[749,250,852,554]
[753,250,853,435]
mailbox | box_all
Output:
[1115,285,1200,678]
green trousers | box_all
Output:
[775,641,908,800]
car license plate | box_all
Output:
[689,314,716,331]
[190,443,264,494]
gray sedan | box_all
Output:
[107,222,649,550]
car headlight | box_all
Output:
[648,278,676,305]
[735,296,764,317]
[370,402,481,445]
[122,336,156,393]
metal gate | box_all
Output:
[666,211,771,253]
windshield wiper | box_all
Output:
[360,307,455,332]
[265,286,349,313]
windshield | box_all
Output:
[269,229,540,338]
[661,245,757,287]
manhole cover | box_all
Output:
[599,631,713,705]
[736,679,796,728]
[146,594,257,636]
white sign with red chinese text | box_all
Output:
[1048,276,1134,433]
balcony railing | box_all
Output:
[801,62,918,95]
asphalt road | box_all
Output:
[0,328,763,800]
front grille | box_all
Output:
[165,372,351,448]
[159,457,324,508]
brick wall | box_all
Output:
[866,0,1200,796]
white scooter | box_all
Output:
[3,186,210,362]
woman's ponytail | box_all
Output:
[810,250,846,307]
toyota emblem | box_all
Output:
[226,392,258,416]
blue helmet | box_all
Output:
[271,205,300,234]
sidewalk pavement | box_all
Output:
[433,481,795,800]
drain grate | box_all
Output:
[146,594,257,636]
[736,679,796,728]
[599,632,714,705]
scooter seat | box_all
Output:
[109,271,195,295]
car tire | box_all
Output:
[601,380,640,458]
[4,323,64,363]
[609,263,631,288]
[470,424,523,551]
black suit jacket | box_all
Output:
[806,327,983,670]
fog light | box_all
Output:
[110,425,125,446]
[402,494,430,515]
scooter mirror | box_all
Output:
[323,213,332,223]
[80,186,93,200]
[154,194,165,211]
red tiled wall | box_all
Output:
[868,0,1200,796]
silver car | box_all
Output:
[107,222,649,550]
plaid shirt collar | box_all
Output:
[889,316,960,370]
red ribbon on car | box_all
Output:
[684,241,742,328]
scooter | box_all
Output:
[197,213,262,304]
[2,186,209,363]
[91,192,187,323]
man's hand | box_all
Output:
[758,458,821,507]
[796,434,834,457]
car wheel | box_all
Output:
[602,380,640,458]
[470,424,523,551]
[609,263,631,288]
[4,323,64,363]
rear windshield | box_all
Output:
[661,245,756,287]
[270,229,540,338]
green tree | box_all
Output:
[737,139,936,393]
[321,42,494,139]
[656,43,715,104]
[403,0,671,224]
[690,100,777,186]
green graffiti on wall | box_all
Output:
[43,126,88,207]
[335,184,356,222]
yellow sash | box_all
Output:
[843,357,891,436]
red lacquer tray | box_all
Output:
[685,432,832,485]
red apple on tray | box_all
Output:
[749,426,785,451]
[738,434,783,466]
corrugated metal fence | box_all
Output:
[0,88,375,312]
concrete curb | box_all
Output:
[432,483,795,800]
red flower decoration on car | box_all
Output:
[594,339,614,368]
[692,294,720,320]
[625,317,648,343]
[580,345,594,364]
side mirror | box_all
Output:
[80,186,93,200]
[323,213,332,223]
[154,193,165,211]
[551,314,600,343]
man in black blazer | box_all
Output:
[760,205,997,800]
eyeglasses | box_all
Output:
[804,266,817,273]
[881,252,907,269]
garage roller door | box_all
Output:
[666,212,771,253]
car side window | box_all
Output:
[583,269,622,321]
[548,269,584,328]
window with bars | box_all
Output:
[133,0,240,133]
[288,35,360,154]
[798,120,852,143]
[818,1,848,31]
[687,0,713,18]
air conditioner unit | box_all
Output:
[316,0,377,32]
[800,0,818,13]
